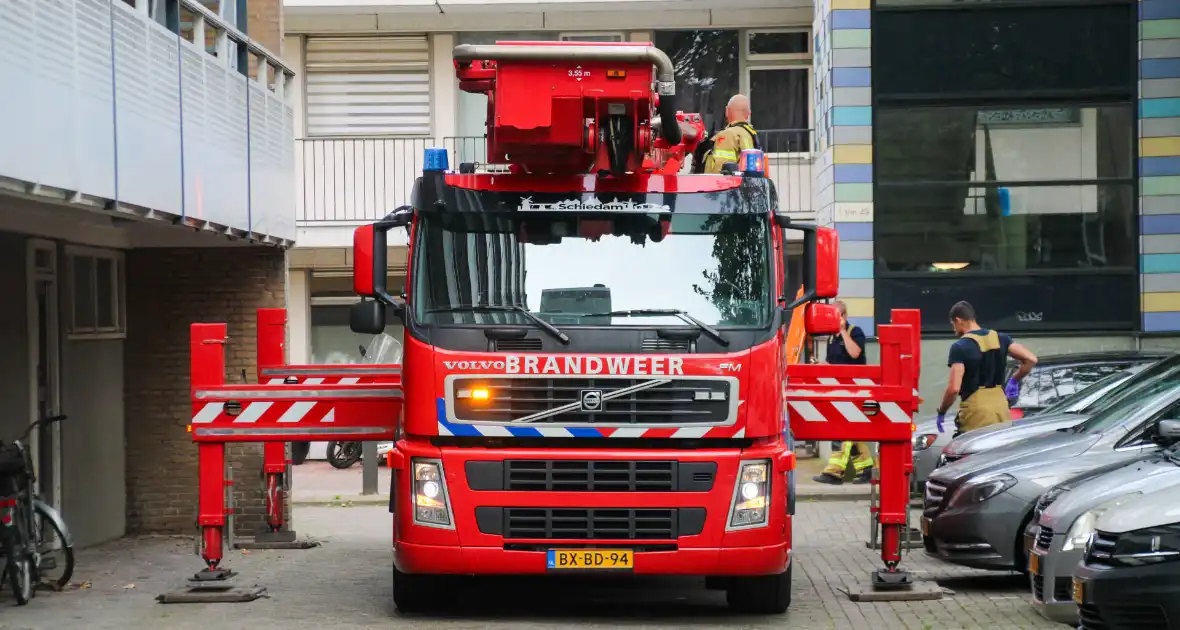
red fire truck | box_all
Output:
[184,41,921,615]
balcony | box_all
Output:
[0,0,295,245]
[294,129,816,232]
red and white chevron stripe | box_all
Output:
[791,377,922,398]
[191,400,339,425]
[265,376,388,385]
[785,395,912,424]
[604,426,747,439]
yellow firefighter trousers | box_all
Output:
[955,386,1010,434]
[822,441,874,477]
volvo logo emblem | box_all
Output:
[580,389,603,411]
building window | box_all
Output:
[654,29,812,157]
[304,36,431,137]
[872,3,1138,333]
[66,247,126,339]
[873,5,1135,100]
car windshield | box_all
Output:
[1008,361,1145,410]
[411,188,774,328]
[1038,369,1133,416]
[1075,373,1180,434]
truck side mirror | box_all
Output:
[353,206,413,300]
[804,302,842,336]
[350,299,386,335]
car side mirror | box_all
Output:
[1155,419,1180,444]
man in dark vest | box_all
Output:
[813,300,874,485]
[935,301,1038,437]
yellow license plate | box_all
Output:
[1028,552,1040,575]
[921,518,930,536]
[1073,578,1084,604]
[547,549,634,570]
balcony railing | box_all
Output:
[295,130,815,224]
[0,0,296,244]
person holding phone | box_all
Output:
[812,300,875,485]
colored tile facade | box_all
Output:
[813,0,875,335]
[1139,7,1180,332]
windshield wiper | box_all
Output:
[583,309,730,347]
[426,304,570,345]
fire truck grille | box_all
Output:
[450,377,734,425]
[465,460,717,492]
[474,507,707,540]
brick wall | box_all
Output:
[246,0,283,56]
[124,246,288,537]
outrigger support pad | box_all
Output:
[157,568,268,604]
[871,567,913,591]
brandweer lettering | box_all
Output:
[443,356,685,376]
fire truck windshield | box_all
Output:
[411,206,772,329]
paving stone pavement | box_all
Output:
[0,502,1062,630]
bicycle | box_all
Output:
[0,415,75,604]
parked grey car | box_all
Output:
[933,354,1180,472]
[1073,479,1180,629]
[1026,437,1180,624]
[912,365,1147,490]
[921,378,1180,572]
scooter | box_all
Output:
[324,440,395,469]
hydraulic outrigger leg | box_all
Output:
[159,310,402,604]
[786,309,938,600]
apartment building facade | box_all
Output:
[0,0,294,544]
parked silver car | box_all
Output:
[1026,438,1180,624]
[921,379,1180,572]
[1072,478,1180,629]
[912,365,1147,490]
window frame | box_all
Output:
[558,32,626,42]
[65,245,127,340]
[743,28,811,62]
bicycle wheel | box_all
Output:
[33,504,73,589]
[3,533,32,605]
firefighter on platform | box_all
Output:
[702,94,759,174]
[936,301,1038,437]
[812,300,874,485]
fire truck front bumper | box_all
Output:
[389,439,794,577]
[394,541,790,576]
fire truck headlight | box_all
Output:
[728,460,771,531]
[412,458,454,529]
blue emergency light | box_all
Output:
[740,149,766,176]
[423,147,449,173]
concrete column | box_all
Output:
[1138,14,1180,331]
[431,33,458,146]
[813,0,875,335]
[283,35,305,139]
[287,267,311,364]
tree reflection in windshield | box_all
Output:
[692,213,768,325]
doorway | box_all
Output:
[27,240,61,509]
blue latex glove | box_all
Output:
[1004,377,1021,400]
[936,413,946,433]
